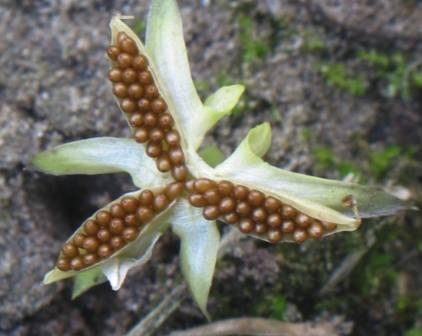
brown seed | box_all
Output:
[145,85,159,99]
[139,190,154,206]
[293,229,308,243]
[267,213,282,228]
[128,84,144,99]
[171,165,188,182]
[125,214,139,227]
[138,98,151,112]
[111,204,125,219]
[84,219,99,236]
[239,218,254,233]
[120,38,137,54]
[321,221,337,232]
[108,69,122,82]
[252,207,267,222]
[116,32,128,44]
[113,83,127,98]
[151,98,167,114]
[56,258,70,271]
[98,244,112,258]
[153,194,169,212]
[146,142,162,158]
[97,229,111,242]
[109,218,125,235]
[70,257,84,271]
[189,194,207,207]
[117,53,133,68]
[223,212,239,224]
[62,243,78,258]
[255,223,268,234]
[281,205,296,219]
[73,233,86,248]
[121,196,139,213]
[133,55,148,71]
[110,236,125,250]
[236,202,251,217]
[194,178,216,194]
[203,206,220,220]
[248,190,265,207]
[129,113,143,127]
[121,99,136,113]
[139,71,153,85]
[234,185,249,200]
[149,128,164,142]
[143,113,157,127]
[137,206,154,223]
[83,254,98,266]
[296,213,312,229]
[268,229,282,243]
[96,211,112,226]
[185,180,195,193]
[82,237,100,253]
[219,197,235,213]
[165,130,180,147]
[156,154,172,172]
[158,113,174,130]
[122,227,139,242]
[134,128,149,143]
[218,181,234,196]
[308,222,323,239]
[107,46,120,60]
[122,68,137,84]
[165,182,184,200]
[281,220,295,233]
[204,189,221,205]
[169,147,185,165]
[264,196,281,212]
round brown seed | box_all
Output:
[171,165,188,182]
[84,219,99,236]
[158,114,174,129]
[97,229,111,242]
[185,180,195,193]
[73,233,86,248]
[156,154,172,172]
[255,223,268,234]
[165,130,180,147]
[57,258,70,271]
[165,182,184,200]
[121,99,136,113]
[125,214,139,227]
[108,69,122,82]
[109,218,125,235]
[96,211,112,226]
[234,185,249,200]
[98,244,112,258]
[239,218,254,233]
[134,128,149,143]
[281,205,296,219]
[129,113,143,127]
[138,98,151,112]
[120,38,137,54]
[122,68,137,84]
[146,142,162,158]
[133,55,148,70]
[83,254,98,266]
[149,128,164,142]
[169,148,185,165]
[139,190,154,206]
[143,113,157,127]
[281,220,295,233]
[122,227,139,242]
[153,194,169,212]
[223,212,239,224]
[151,98,167,114]
[110,236,124,250]
[296,213,312,229]
[308,222,324,239]
[137,206,154,223]
[117,53,133,68]
[219,197,235,214]
[139,71,153,85]
[116,32,128,44]
[128,84,144,99]
[248,190,265,207]
[204,189,221,205]
[321,221,337,232]
[218,181,234,196]
[70,257,84,271]
[145,85,159,99]
[113,83,127,98]
[111,204,125,219]
[268,229,282,243]
[121,197,139,213]
[293,229,308,243]
[82,237,100,253]
[252,207,267,222]
[62,243,78,258]
[194,178,216,194]
[264,196,281,212]
[267,213,282,228]
[236,202,252,217]
[107,46,120,60]
[203,206,220,220]
[189,194,207,207]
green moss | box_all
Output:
[131,19,146,36]
[405,328,422,336]
[254,294,287,319]
[320,63,367,96]
[312,146,360,177]
[300,30,326,54]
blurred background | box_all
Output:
[0,0,421,335]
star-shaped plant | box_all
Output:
[33,0,407,317]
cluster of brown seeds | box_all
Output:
[56,182,183,271]
[107,32,188,182]
[186,178,337,243]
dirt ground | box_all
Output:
[0,0,421,335]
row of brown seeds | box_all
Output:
[56,182,183,271]
[186,178,337,243]
[107,32,188,182]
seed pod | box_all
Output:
[120,38,137,54]
[158,113,174,129]
[194,178,216,194]
[97,229,111,243]
[57,258,70,271]
[98,244,112,258]
[145,85,159,99]
[153,194,169,212]
[117,53,133,68]
[134,128,149,143]
[121,196,139,213]
[281,205,296,219]
[96,211,112,226]
[217,181,234,196]
[84,219,100,236]
[264,196,281,212]
[203,189,221,205]
[203,206,220,220]
[255,223,268,234]
[143,113,157,128]
[82,237,100,253]
[236,202,251,217]
[321,221,337,232]
[128,84,144,99]
[248,190,265,207]
[151,98,167,114]
[137,206,154,223]
[122,227,139,242]
[121,99,137,113]
[113,83,127,98]
[110,204,125,219]
[109,218,125,235]
[189,194,207,207]
[146,141,162,158]
[252,207,267,222]
[296,213,312,229]
[267,229,282,243]
[308,222,323,238]
[73,233,86,248]
[138,98,151,112]
[133,55,148,70]
[293,229,307,243]
[70,257,84,271]
[185,180,195,193]
[156,154,172,172]
[107,46,120,60]
[171,165,188,182]
[129,113,143,127]
[108,69,122,82]
[239,218,254,233]
[281,220,295,233]
[165,182,184,200]
[234,185,249,200]
[267,213,282,228]
[139,190,154,206]
[219,197,235,214]
[139,71,153,85]
[125,214,139,227]
[110,236,124,250]
[165,130,180,147]
[223,212,239,224]
[122,68,138,84]
[149,128,164,142]
[62,243,78,258]
[83,254,98,266]
[169,147,185,165]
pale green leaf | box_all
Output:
[198,144,226,168]
[72,267,105,299]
